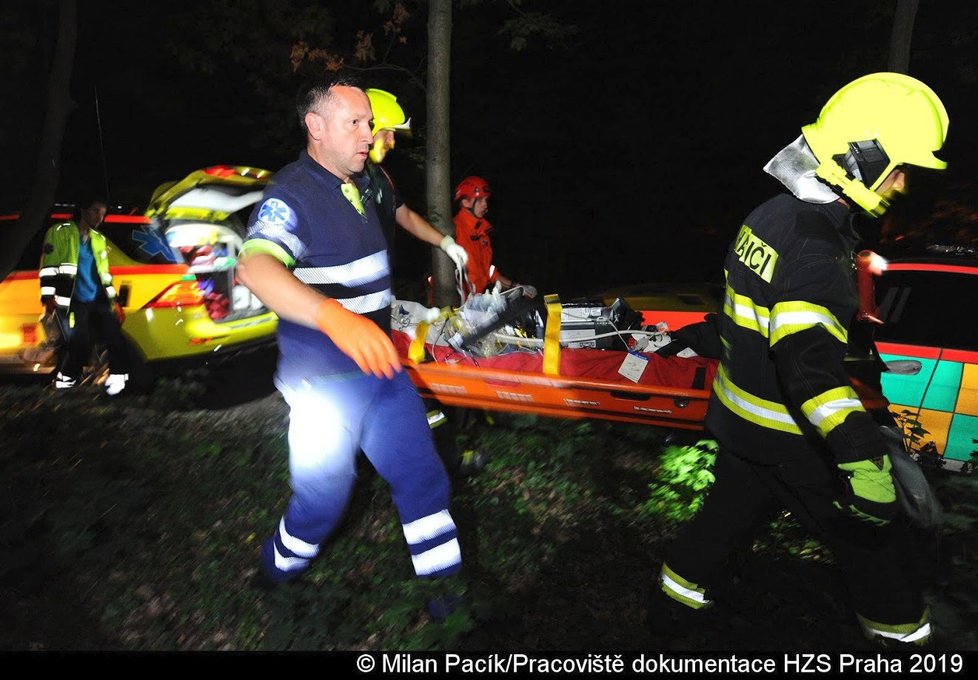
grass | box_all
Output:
[1,370,977,652]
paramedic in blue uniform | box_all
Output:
[236,73,462,610]
[653,73,949,646]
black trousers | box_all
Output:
[665,444,925,626]
[58,300,130,379]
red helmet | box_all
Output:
[454,176,491,202]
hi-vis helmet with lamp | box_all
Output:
[454,176,492,202]
[801,72,949,217]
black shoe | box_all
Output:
[426,593,467,620]
[251,571,278,592]
[422,572,475,621]
[457,449,487,477]
[251,569,302,592]
[647,585,707,636]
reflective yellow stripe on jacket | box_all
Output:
[718,283,854,437]
[801,385,863,438]
[712,363,803,435]
[769,300,848,347]
[723,288,771,338]
[725,289,848,349]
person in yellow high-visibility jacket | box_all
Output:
[39,197,129,395]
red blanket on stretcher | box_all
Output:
[392,330,718,391]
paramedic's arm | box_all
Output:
[236,252,400,378]
[395,204,442,246]
[395,204,468,270]
[236,252,323,328]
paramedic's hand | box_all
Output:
[439,235,469,270]
[43,299,57,314]
[314,298,401,379]
[835,456,898,526]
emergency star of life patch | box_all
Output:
[257,198,296,228]
[734,224,779,283]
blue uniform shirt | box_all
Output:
[243,151,393,384]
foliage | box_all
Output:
[889,408,974,472]
[162,0,342,161]
[892,408,932,457]
[642,438,717,523]
[497,6,579,52]
[2,380,977,651]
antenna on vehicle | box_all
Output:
[94,85,111,203]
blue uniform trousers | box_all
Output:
[261,370,461,582]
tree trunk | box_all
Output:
[887,0,918,74]
[426,0,456,308]
[0,0,78,280]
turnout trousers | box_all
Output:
[660,445,930,642]
[261,370,462,582]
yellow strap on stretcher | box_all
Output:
[543,294,562,375]
[409,322,429,363]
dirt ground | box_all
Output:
[2,351,977,653]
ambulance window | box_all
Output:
[876,269,978,351]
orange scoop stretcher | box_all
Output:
[390,293,889,432]
[391,294,717,430]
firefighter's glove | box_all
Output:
[439,235,469,271]
[835,456,898,526]
[516,283,538,298]
[314,299,402,380]
[43,298,58,314]
[113,301,126,325]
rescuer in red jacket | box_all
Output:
[453,176,536,299]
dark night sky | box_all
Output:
[4,1,977,297]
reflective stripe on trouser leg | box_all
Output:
[761,457,929,633]
[857,607,932,645]
[660,563,713,609]
[261,379,363,581]
[361,371,462,578]
[661,447,777,610]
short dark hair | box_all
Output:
[296,71,363,134]
[75,195,107,221]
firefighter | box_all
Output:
[453,176,536,299]
[363,87,484,476]
[362,88,469,280]
[40,197,130,396]
[654,73,949,646]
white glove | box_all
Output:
[439,235,469,270]
[516,283,537,298]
